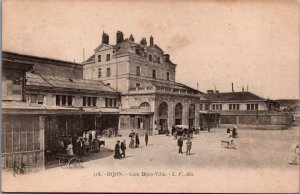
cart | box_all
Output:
[56,154,83,168]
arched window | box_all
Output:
[189,104,195,118]
[175,103,183,118]
[158,102,168,118]
[140,102,150,109]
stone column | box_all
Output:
[168,102,174,129]
[39,115,45,168]
[182,102,189,125]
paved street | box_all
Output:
[2,127,299,193]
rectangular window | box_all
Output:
[30,95,36,103]
[106,54,110,61]
[56,95,60,106]
[62,95,66,105]
[98,55,101,62]
[136,66,141,76]
[92,97,97,107]
[255,104,258,110]
[87,97,91,106]
[37,95,43,104]
[67,96,72,106]
[212,105,215,110]
[106,68,111,77]
[105,98,117,107]
[251,104,254,110]
[98,68,102,78]
[166,72,170,81]
[157,57,160,64]
[152,70,156,78]
[149,55,152,62]
[136,83,140,88]
[83,97,86,106]
[229,104,232,110]
[220,104,222,110]
[247,104,250,110]
[237,104,240,110]
[205,104,209,110]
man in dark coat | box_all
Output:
[120,140,126,158]
[114,140,122,159]
[177,137,183,154]
[145,132,149,146]
[135,133,140,148]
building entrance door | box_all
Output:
[175,119,182,125]
[159,119,167,130]
[138,118,143,129]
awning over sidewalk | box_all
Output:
[119,108,153,115]
[82,107,120,114]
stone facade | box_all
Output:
[83,31,202,134]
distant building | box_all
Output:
[199,89,293,129]
[83,31,203,134]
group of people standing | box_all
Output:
[114,130,149,159]
[177,137,193,155]
[226,126,238,149]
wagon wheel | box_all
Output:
[68,157,81,168]
[60,158,69,169]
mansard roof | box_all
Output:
[26,72,119,94]
[202,91,265,102]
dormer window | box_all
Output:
[98,55,101,62]
[106,54,110,61]
[149,55,152,62]
[135,49,140,55]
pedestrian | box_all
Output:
[114,140,122,159]
[227,128,231,137]
[135,133,140,148]
[228,131,236,149]
[66,141,74,156]
[121,140,126,158]
[177,137,183,154]
[186,138,192,155]
[145,131,149,146]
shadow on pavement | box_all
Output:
[45,147,113,169]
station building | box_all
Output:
[83,31,203,134]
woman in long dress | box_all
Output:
[114,141,122,159]
[129,136,135,148]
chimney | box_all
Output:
[116,31,124,44]
[242,87,244,92]
[164,54,170,62]
[102,31,109,44]
[140,37,147,46]
[150,35,153,46]
[231,82,234,92]
[129,34,134,42]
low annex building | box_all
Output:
[199,89,294,129]
[2,51,121,169]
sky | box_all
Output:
[3,0,299,99]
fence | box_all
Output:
[219,112,293,129]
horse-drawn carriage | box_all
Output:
[172,125,194,139]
